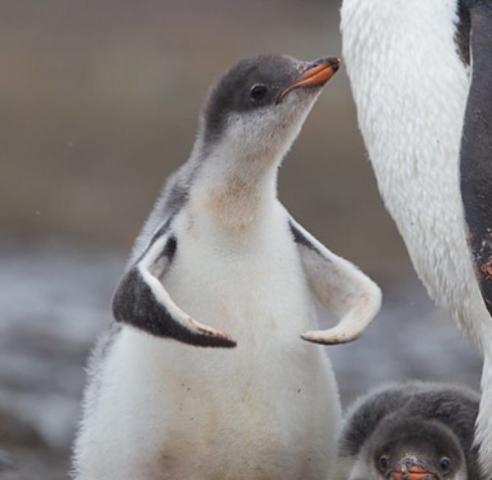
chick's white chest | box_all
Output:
[90,205,339,480]
[167,205,315,339]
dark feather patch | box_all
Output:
[162,236,177,260]
[288,220,321,255]
[203,55,300,144]
[456,1,471,66]
[460,1,492,316]
[112,268,233,347]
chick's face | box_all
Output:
[350,418,467,480]
[368,419,466,480]
[373,438,464,480]
[201,55,339,160]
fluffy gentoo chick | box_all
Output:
[73,55,381,480]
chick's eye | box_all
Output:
[378,455,390,471]
[250,84,268,101]
[439,457,451,472]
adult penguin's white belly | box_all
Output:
[342,0,487,342]
[341,0,492,471]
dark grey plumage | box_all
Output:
[203,55,299,144]
[459,0,492,317]
[340,382,480,479]
[203,55,339,144]
[456,0,471,66]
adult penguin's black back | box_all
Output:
[460,1,492,318]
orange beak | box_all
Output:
[276,57,340,103]
[390,466,434,480]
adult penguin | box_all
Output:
[341,0,492,474]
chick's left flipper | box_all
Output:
[288,216,381,345]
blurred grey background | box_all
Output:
[0,1,482,478]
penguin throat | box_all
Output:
[192,158,279,234]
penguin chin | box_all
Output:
[348,456,462,480]
[225,89,321,161]
[378,458,468,480]
[380,452,467,480]
[385,469,466,480]
[387,465,438,480]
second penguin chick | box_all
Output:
[338,382,480,480]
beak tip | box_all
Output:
[390,465,433,480]
[278,56,340,103]
[329,57,341,72]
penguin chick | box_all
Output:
[73,55,381,480]
[110,54,381,348]
[338,382,481,480]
